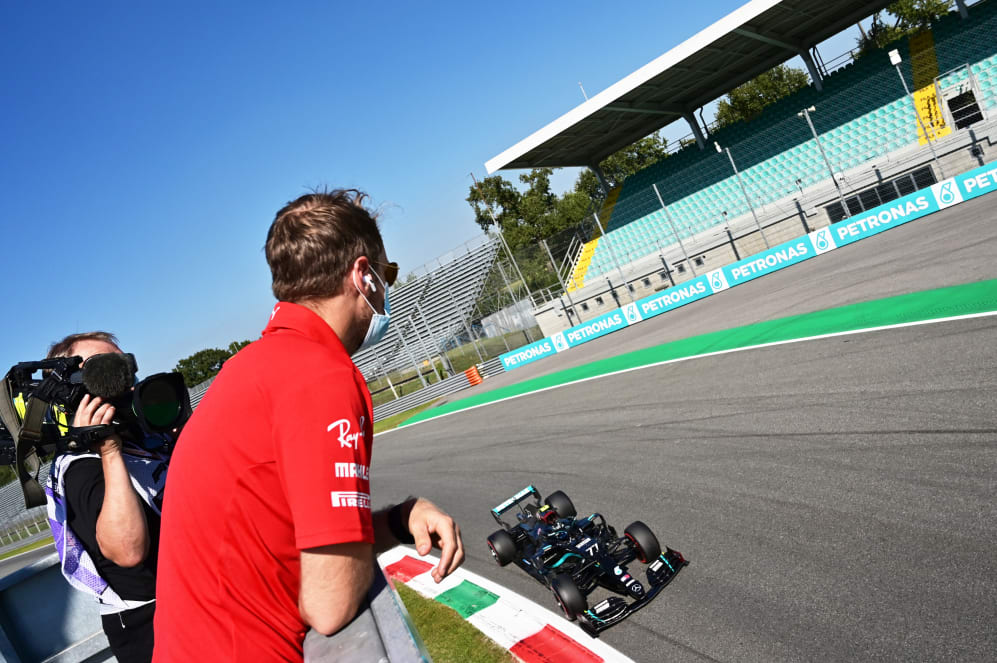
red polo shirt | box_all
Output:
[154,302,374,662]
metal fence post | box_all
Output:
[443,288,484,363]
[541,238,580,321]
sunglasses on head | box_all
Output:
[373,260,399,287]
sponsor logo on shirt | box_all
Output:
[328,416,365,448]
[335,462,370,481]
[330,491,371,509]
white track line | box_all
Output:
[375,310,997,436]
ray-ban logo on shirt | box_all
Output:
[328,417,365,448]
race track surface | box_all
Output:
[372,315,997,662]
[450,190,997,400]
[374,197,997,662]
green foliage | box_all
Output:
[467,132,668,251]
[174,348,232,387]
[227,339,252,356]
[0,465,16,486]
[715,65,811,128]
[856,1,952,54]
[574,132,669,200]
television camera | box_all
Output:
[0,352,191,507]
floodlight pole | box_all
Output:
[651,183,697,277]
[798,106,849,216]
[715,143,770,248]
[889,49,946,179]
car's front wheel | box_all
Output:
[487,530,517,566]
[624,521,661,562]
[550,573,587,621]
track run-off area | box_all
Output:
[372,195,997,662]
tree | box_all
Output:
[715,65,811,127]
[227,340,252,356]
[468,132,670,250]
[175,348,231,387]
[856,1,952,54]
[574,132,669,199]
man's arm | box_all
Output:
[76,395,150,568]
[299,542,373,636]
[299,498,465,635]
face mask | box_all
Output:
[355,269,391,350]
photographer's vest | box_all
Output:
[45,448,168,614]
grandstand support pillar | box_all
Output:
[590,213,635,303]
[541,238,579,322]
[651,183,697,277]
[495,233,531,306]
[682,112,707,149]
[375,354,399,399]
[407,315,443,378]
[799,50,823,92]
[589,164,613,197]
[495,259,533,343]
[956,0,968,18]
[394,326,428,389]
[442,289,484,363]
[717,144,770,248]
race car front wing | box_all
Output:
[577,547,689,637]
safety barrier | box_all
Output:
[500,159,997,371]
[464,366,483,386]
[0,553,429,663]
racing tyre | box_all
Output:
[487,530,517,567]
[550,573,587,621]
[624,521,661,563]
[545,491,576,519]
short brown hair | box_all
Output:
[47,331,120,359]
[265,190,384,302]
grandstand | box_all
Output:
[350,234,500,379]
[486,0,996,310]
[575,2,997,285]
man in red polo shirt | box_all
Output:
[153,190,464,662]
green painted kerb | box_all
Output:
[403,279,997,426]
[433,580,499,618]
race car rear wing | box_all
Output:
[490,485,542,527]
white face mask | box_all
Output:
[354,269,391,350]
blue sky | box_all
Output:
[1,1,863,377]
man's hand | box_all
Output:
[74,394,122,455]
[407,498,464,583]
[74,394,149,567]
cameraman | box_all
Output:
[44,332,166,663]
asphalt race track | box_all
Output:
[373,315,997,662]
[452,190,997,399]
[374,199,997,662]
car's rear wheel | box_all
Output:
[550,573,587,621]
[545,490,576,519]
[487,530,517,566]
[624,521,661,562]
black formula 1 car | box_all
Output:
[486,485,688,636]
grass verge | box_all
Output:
[0,536,54,561]
[373,400,439,434]
[394,583,514,663]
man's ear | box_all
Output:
[350,255,373,294]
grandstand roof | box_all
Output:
[485,0,893,173]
